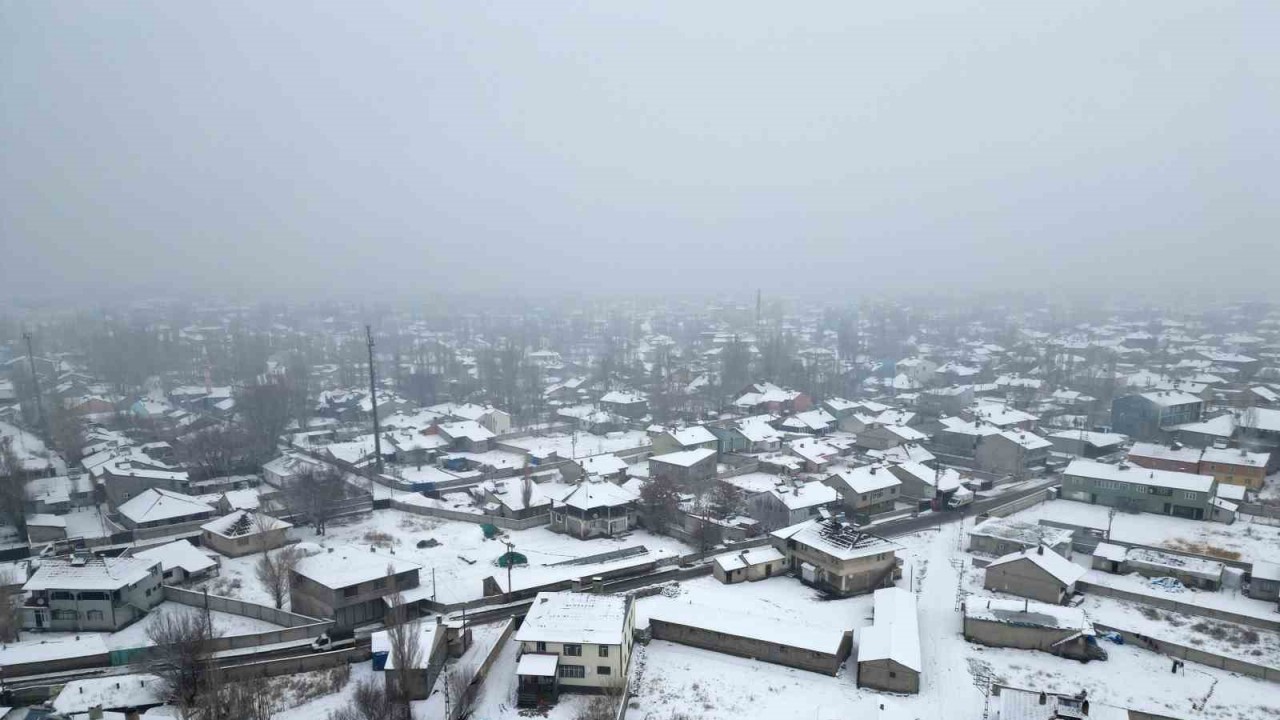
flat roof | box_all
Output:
[1063,459,1214,493]
[293,547,421,590]
[516,652,560,677]
[516,591,630,646]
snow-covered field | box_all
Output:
[29,601,286,651]
[1008,498,1280,563]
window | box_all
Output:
[558,665,585,679]
[80,591,109,601]
[1183,491,1198,500]
[889,671,897,678]
[563,644,582,657]
[51,591,73,601]
[536,641,546,653]
[598,645,609,658]
[53,609,78,620]
[372,577,387,589]
[343,586,358,598]
[597,666,612,676]
[87,610,104,621]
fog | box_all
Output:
[2,1,1277,302]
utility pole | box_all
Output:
[366,325,384,475]
[22,331,45,433]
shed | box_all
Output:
[856,587,921,694]
[983,545,1085,605]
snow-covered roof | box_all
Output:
[1170,413,1236,438]
[26,513,67,528]
[995,430,1052,450]
[768,481,838,510]
[117,488,214,525]
[599,390,646,405]
[1063,459,1214,493]
[1128,441,1201,465]
[52,673,163,715]
[771,518,898,562]
[1092,542,1127,562]
[516,652,560,677]
[552,479,638,510]
[647,601,847,655]
[578,453,629,476]
[200,509,292,538]
[889,462,962,492]
[486,476,552,511]
[1139,390,1203,407]
[516,591,630,645]
[969,517,1073,549]
[438,420,496,443]
[1253,560,1280,582]
[649,447,716,468]
[970,402,1037,427]
[858,587,921,672]
[378,622,439,670]
[1200,446,1269,468]
[712,546,785,573]
[667,425,717,447]
[987,546,1085,586]
[827,465,901,495]
[1125,548,1223,581]
[134,540,218,575]
[788,438,838,465]
[293,547,422,589]
[24,555,159,592]
[0,634,109,667]
[736,415,782,443]
[1046,430,1127,448]
[964,596,1091,632]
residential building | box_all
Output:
[856,587,921,694]
[824,465,902,516]
[651,426,718,456]
[548,479,638,539]
[1199,446,1269,490]
[1111,391,1203,441]
[648,448,717,488]
[770,517,900,597]
[1126,442,1201,474]
[200,510,293,558]
[378,618,449,701]
[290,547,422,629]
[974,431,1052,476]
[745,480,839,530]
[982,545,1085,605]
[1123,548,1223,591]
[712,546,787,584]
[598,391,648,419]
[115,488,216,531]
[854,424,928,451]
[967,517,1074,558]
[1060,459,1218,521]
[963,597,1104,662]
[22,555,164,632]
[132,540,219,585]
[887,461,964,502]
[648,603,851,676]
[1045,430,1127,459]
[1247,561,1280,602]
[515,592,635,706]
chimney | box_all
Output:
[592,576,604,594]
[1039,691,1047,705]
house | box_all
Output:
[974,431,1052,477]
[855,424,928,451]
[651,425,719,456]
[1123,548,1223,591]
[1090,542,1128,574]
[132,540,219,585]
[963,597,1104,662]
[1060,459,1218,521]
[384,429,449,467]
[824,465,902,516]
[746,480,839,531]
[648,603,851,676]
[98,458,191,508]
[1247,561,1280,602]
[548,479,639,539]
[482,476,553,520]
[598,390,648,419]
[515,592,635,706]
[567,453,629,483]
[733,382,811,414]
[895,357,938,386]
[1198,446,1269,490]
[1126,442,1201,474]
[290,547,422,629]
[929,417,999,459]
[1045,430,1127,459]
[24,473,96,515]
[778,408,837,435]
[856,587,921,694]
[200,510,293,558]
[436,421,496,453]
[1111,391,1203,441]
[26,514,68,544]
[115,488,216,531]
[712,546,787,584]
[21,555,164,632]
[917,385,974,416]
[983,545,1085,605]
[967,517,1074,558]
[770,517,900,597]
[648,448,717,488]
[887,462,964,503]
[712,415,783,454]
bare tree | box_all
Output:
[254,543,303,610]
[180,425,253,480]
[638,475,680,535]
[327,677,396,720]
[444,663,478,720]
[237,379,292,462]
[385,582,424,718]
[146,606,219,714]
[285,466,347,535]
[0,568,21,643]
[574,683,626,720]
[0,439,27,536]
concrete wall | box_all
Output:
[1095,623,1280,684]
[1076,580,1280,632]
[391,498,550,530]
[856,658,919,693]
[161,585,332,652]
[649,618,850,676]
[962,617,1080,655]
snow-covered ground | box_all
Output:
[203,508,696,607]
[29,601,286,651]
[1008,498,1280,563]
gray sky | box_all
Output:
[2,1,1277,302]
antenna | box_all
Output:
[366,325,384,476]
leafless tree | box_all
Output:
[180,425,253,480]
[0,439,27,535]
[206,674,276,720]
[327,677,397,720]
[237,379,292,462]
[574,683,626,720]
[638,475,680,536]
[285,465,347,535]
[385,582,424,718]
[0,568,21,643]
[254,543,303,610]
[444,663,478,720]
[146,606,220,713]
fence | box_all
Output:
[1094,623,1280,683]
[161,585,332,652]
[1240,502,1280,520]
[390,498,550,530]
[217,645,370,682]
[1077,580,1280,632]
[982,487,1053,519]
